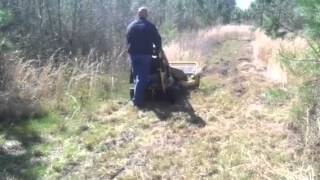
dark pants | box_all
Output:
[130,54,152,106]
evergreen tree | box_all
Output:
[299,0,320,39]
[248,0,302,37]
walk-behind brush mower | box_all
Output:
[130,50,201,103]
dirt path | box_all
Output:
[60,28,307,179]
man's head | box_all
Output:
[138,7,148,19]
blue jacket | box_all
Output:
[127,18,162,55]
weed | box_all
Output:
[263,88,291,105]
[200,78,220,95]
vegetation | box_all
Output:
[0,0,237,57]
[299,0,320,39]
[1,0,320,179]
[248,0,303,37]
[273,0,320,176]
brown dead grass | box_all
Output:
[252,30,308,84]
[164,25,253,67]
[0,52,118,120]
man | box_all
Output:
[127,7,162,107]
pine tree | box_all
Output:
[299,0,320,39]
[249,0,302,37]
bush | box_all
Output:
[0,8,13,28]
[279,42,320,177]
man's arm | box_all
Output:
[126,24,133,45]
[151,24,162,52]
[127,20,137,44]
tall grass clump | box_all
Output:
[252,29,308,84]
[0,50,129,121]
[0,53,42,121]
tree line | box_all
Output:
[240,0,317,40]
[0,0,319,58]
[0,0,236,58]
[244,0,303,37]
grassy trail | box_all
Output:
[67,29,305,179]
[0,27,308,179]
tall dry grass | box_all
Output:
[252,29,308,84]
[164,25,253,65]
[164,25,308,85]
[0,51,127,120]
[253,30,320,177]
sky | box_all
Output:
[236,0,255,10]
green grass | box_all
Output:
[263,88,291,106]
[0,104,117,180]
[200,77,220,95]
[0,97,125,179]
[0,97,144,179]
[0,113,60,179]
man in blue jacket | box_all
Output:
[127,7,162,107]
